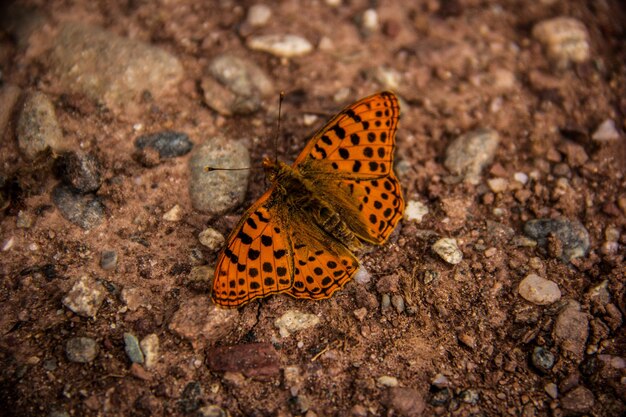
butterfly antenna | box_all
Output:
[274,91,285,165]
[204,166,250,172]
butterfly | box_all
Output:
[212,91,404,308]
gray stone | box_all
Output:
[592,119,621,142]
[124,333,144,364]
[523,218,590,262]
[49,22,183,111]
[100,250,118,271]
[391,295,405,313]
[518,274,561,305]
[531,346,555,373]
[459,389,480,404]
[17,91,69,160]
[135,131,193,159]
[52,184,105,229]
[54,151,103,193]
[62,275,106,318]
[188,138,250,214]
[444,128,500,184]
[65,337,98,363]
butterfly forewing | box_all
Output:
[212,191,293,307]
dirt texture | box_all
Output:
[0,1,625,417]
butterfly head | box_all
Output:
[262,157,290,183]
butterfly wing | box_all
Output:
[212,189,293,308]
[295,91,404,244]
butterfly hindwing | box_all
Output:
[212,190,293,307]
[294,91,400,179]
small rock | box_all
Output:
[531,346,555,373]
[129,363,151,381]
[188,138,250,214]
[353,307,367,321]
[458,333,477,350]
[365,66,402,90]
[386,387,426,417]
[197,405,228,417]
[247,34,313,58]
[558,141,588,167]
[532,17,590,68]
[246,4,272,27]
[100,250,118,271]
[17,91,69,160]
[185,265,213,292]
[65,337,98,363]
[518,274,561,305]
[459,389,480,404]
[381,293,391,310]
[523,218,590,262]
[49,22,183,111]
[376,274,400,293]
[404,200,428,223]
[487,177,508,193]
[163,204,183,222]
[377,375,399,387]
[544,382,558,399]
[16,210,33,228]
[561,385,594,413]
[179,381,203,413]
[444,128,500,184]
[587,280,610,307]
[54,151,103,193]
[140,334,159,369]
[350,404,368,417]
[361,9,380,34]
[354,267,371,284]
[135,131,193,159]
[169,296,238,349]
[592,119,620,142]
[275,310,320,337]
[62,275,106,318]
[52,184,105,229]
[121,287,149,311]
[391,295,405,313]
[1,237,15,251]
[124,332,145,364]
[514,172,529,184]
[431,374,450,388]
[198,228,225,251]
[206,343,280,378]
[554,302,589,358]
[432,238,463,264]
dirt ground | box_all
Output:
[0,1,625,416]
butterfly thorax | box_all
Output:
[262,157,361,251]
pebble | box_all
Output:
[62,275,106,318]
[197,405,228,417]
[185,265,213,291]
[404,200,429,223]
[16,210,33,228]
[532,17,590,68]
[54,151,103,193]
[353,307,367,321]
[65,337,98,363]
[376,274,400,293]
[591,119,620,142]
[17,91,69,160]
[52,184,105,229]
[354,267,371,284]
[391,295,405,313]
[365,66,402,91]
[168,296,238,349]
[206,342,280,378]
[459,389,480,404]
[198,228,225,251]
[381,293,391,310]
[444,128,500,184]
[377,375,399,387]
[121,287,149,311]
[202,54,274,116]
[275,310,320,337]
[429,387,452,406]
[188,138,250,214]
[513,172,529,184]
[360,9,380,34]
[553,301,589,358]
[246,4,272,27]
[351,404,368,417]
[179,381,203,413]
[134,131,193,159]
[1,237,15,251]
[531,346,555,373]
[49,22,183,110]
[163,204,183,222]
[523,218,590,262]
[140,333,159,369]
[432,238,463,264]
[247,34,313,58]
[385,387,426,417]
[544,382,558,399]
[587,280,610,306]
[487,178,508,193]
[124,332,145,364]
[431,374,450,388]
[561,385,594,413]
[100,250,118,271]
[518,274,561,305]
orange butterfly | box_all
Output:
[212,91,404,308]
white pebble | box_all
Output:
[163,204,183,221]
[275,310,320,337]
[513,172,528,184]
[532,17,590,68]
[487,178,508,193]
[404,200,429,223]
[198,227,225,251]
[354,267,371,284]
[361,9,380,32]
[247,34,313,58]
[432,238,463,265]
[592,119,620,142]
[377,375,399,387]
[518,274,561,305]
[246,4,272,27]
[1,237,15,251]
